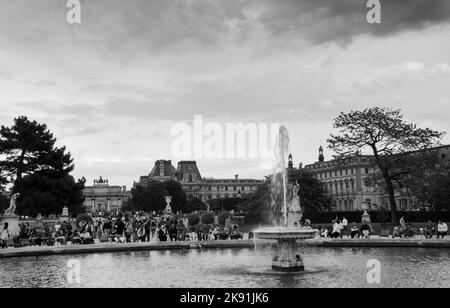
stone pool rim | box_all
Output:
[2,238,450,259]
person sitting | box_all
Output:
[350,223,360,238]
[320,227,329,238]
[424,221,435,238]
[437,221,448,239]
[359,221,371,239]
[392,226,401,238]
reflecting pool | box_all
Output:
[1,247,449,288]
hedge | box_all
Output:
[305,211,450,224]
[201,212,215,225]
[188,213,200,226]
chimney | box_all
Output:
[235,174,239,180]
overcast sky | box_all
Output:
[1,0,450,187]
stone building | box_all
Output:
[304,145,450,211]
[83,177,131,212]
[135,160,262,202]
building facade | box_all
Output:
[304,145,450,212]
[83,177,131,212]
[136,160,262,202]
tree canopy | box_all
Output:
[328,107,444,223]
[0,116,85,217]
[130,180,188,213]
[239,168,331,224]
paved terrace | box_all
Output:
[1,237,450,259]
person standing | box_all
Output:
[437,221,448,239]
[331,220,341,238]
[1,222,11,249]
[341,217,348,238]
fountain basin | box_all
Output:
[253,227,318,240]
[253,227,318,272]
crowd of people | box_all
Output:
[0,211,244,248]
[318,217,373,239]
[316,215,449,239]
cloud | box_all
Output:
[1,0,450,54]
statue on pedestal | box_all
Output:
[288,181,302,227]
[4,193,20,216]
[164,196,173,216]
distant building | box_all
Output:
[135,160,262,202]
[304,145,450,211]
[83,177,131,212]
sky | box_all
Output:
[1,0,450,188]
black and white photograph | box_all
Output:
[1,0,450,292]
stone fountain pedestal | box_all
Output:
[272,238,304,271]
[0,214,20,236]
[253,227,318,272]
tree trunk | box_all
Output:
[16,150,26,181]
[383,174,398,224]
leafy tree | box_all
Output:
[328,107,444,223]
[186,197,207,212]
[0,116,73,181]
[0,116,84,217]
[130,180,166,212]
[239,169,331,224]
[163,180,187,213]
[0,194,8,214]
[13,174,85,217]
[406,158,450,214]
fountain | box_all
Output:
[253,126,318,271]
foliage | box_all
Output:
[201,212,215,224]
[130,180,166,212]
[328,107,444,223]
[406,162,450,213]
[75,213,93,227]
[0,116,85,217]
[13,174,85,217]
[0,194,8,215]
[185,197,207,212]
[131,180,189,213]
[0,116,74,182]
[163,180,187,213]
[239,168,332,224]
[208,197,245,212]
[218,211,232,225]
[188,213,200,226]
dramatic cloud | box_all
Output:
[0,0,449,186]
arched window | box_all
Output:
[349,199,354,211]
[188,175,193,183]
[338,200,342,211]
[344,200,348,211]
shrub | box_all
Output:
[75,213,93,227]
[201,212,215,225]
[218,211,232,225]
[188,213,200,226]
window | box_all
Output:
[365,168,369,174]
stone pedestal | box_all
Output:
[287,210,303,227]
[164,196,173,217]
[271,239,304,271]
[361,211,371,223]
[0,214,20,236]
[60,207,70,222]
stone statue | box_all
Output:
[5,193,20,215]
[290,181,301,212]
[287,181,302,227]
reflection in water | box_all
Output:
[1,247,450,288]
